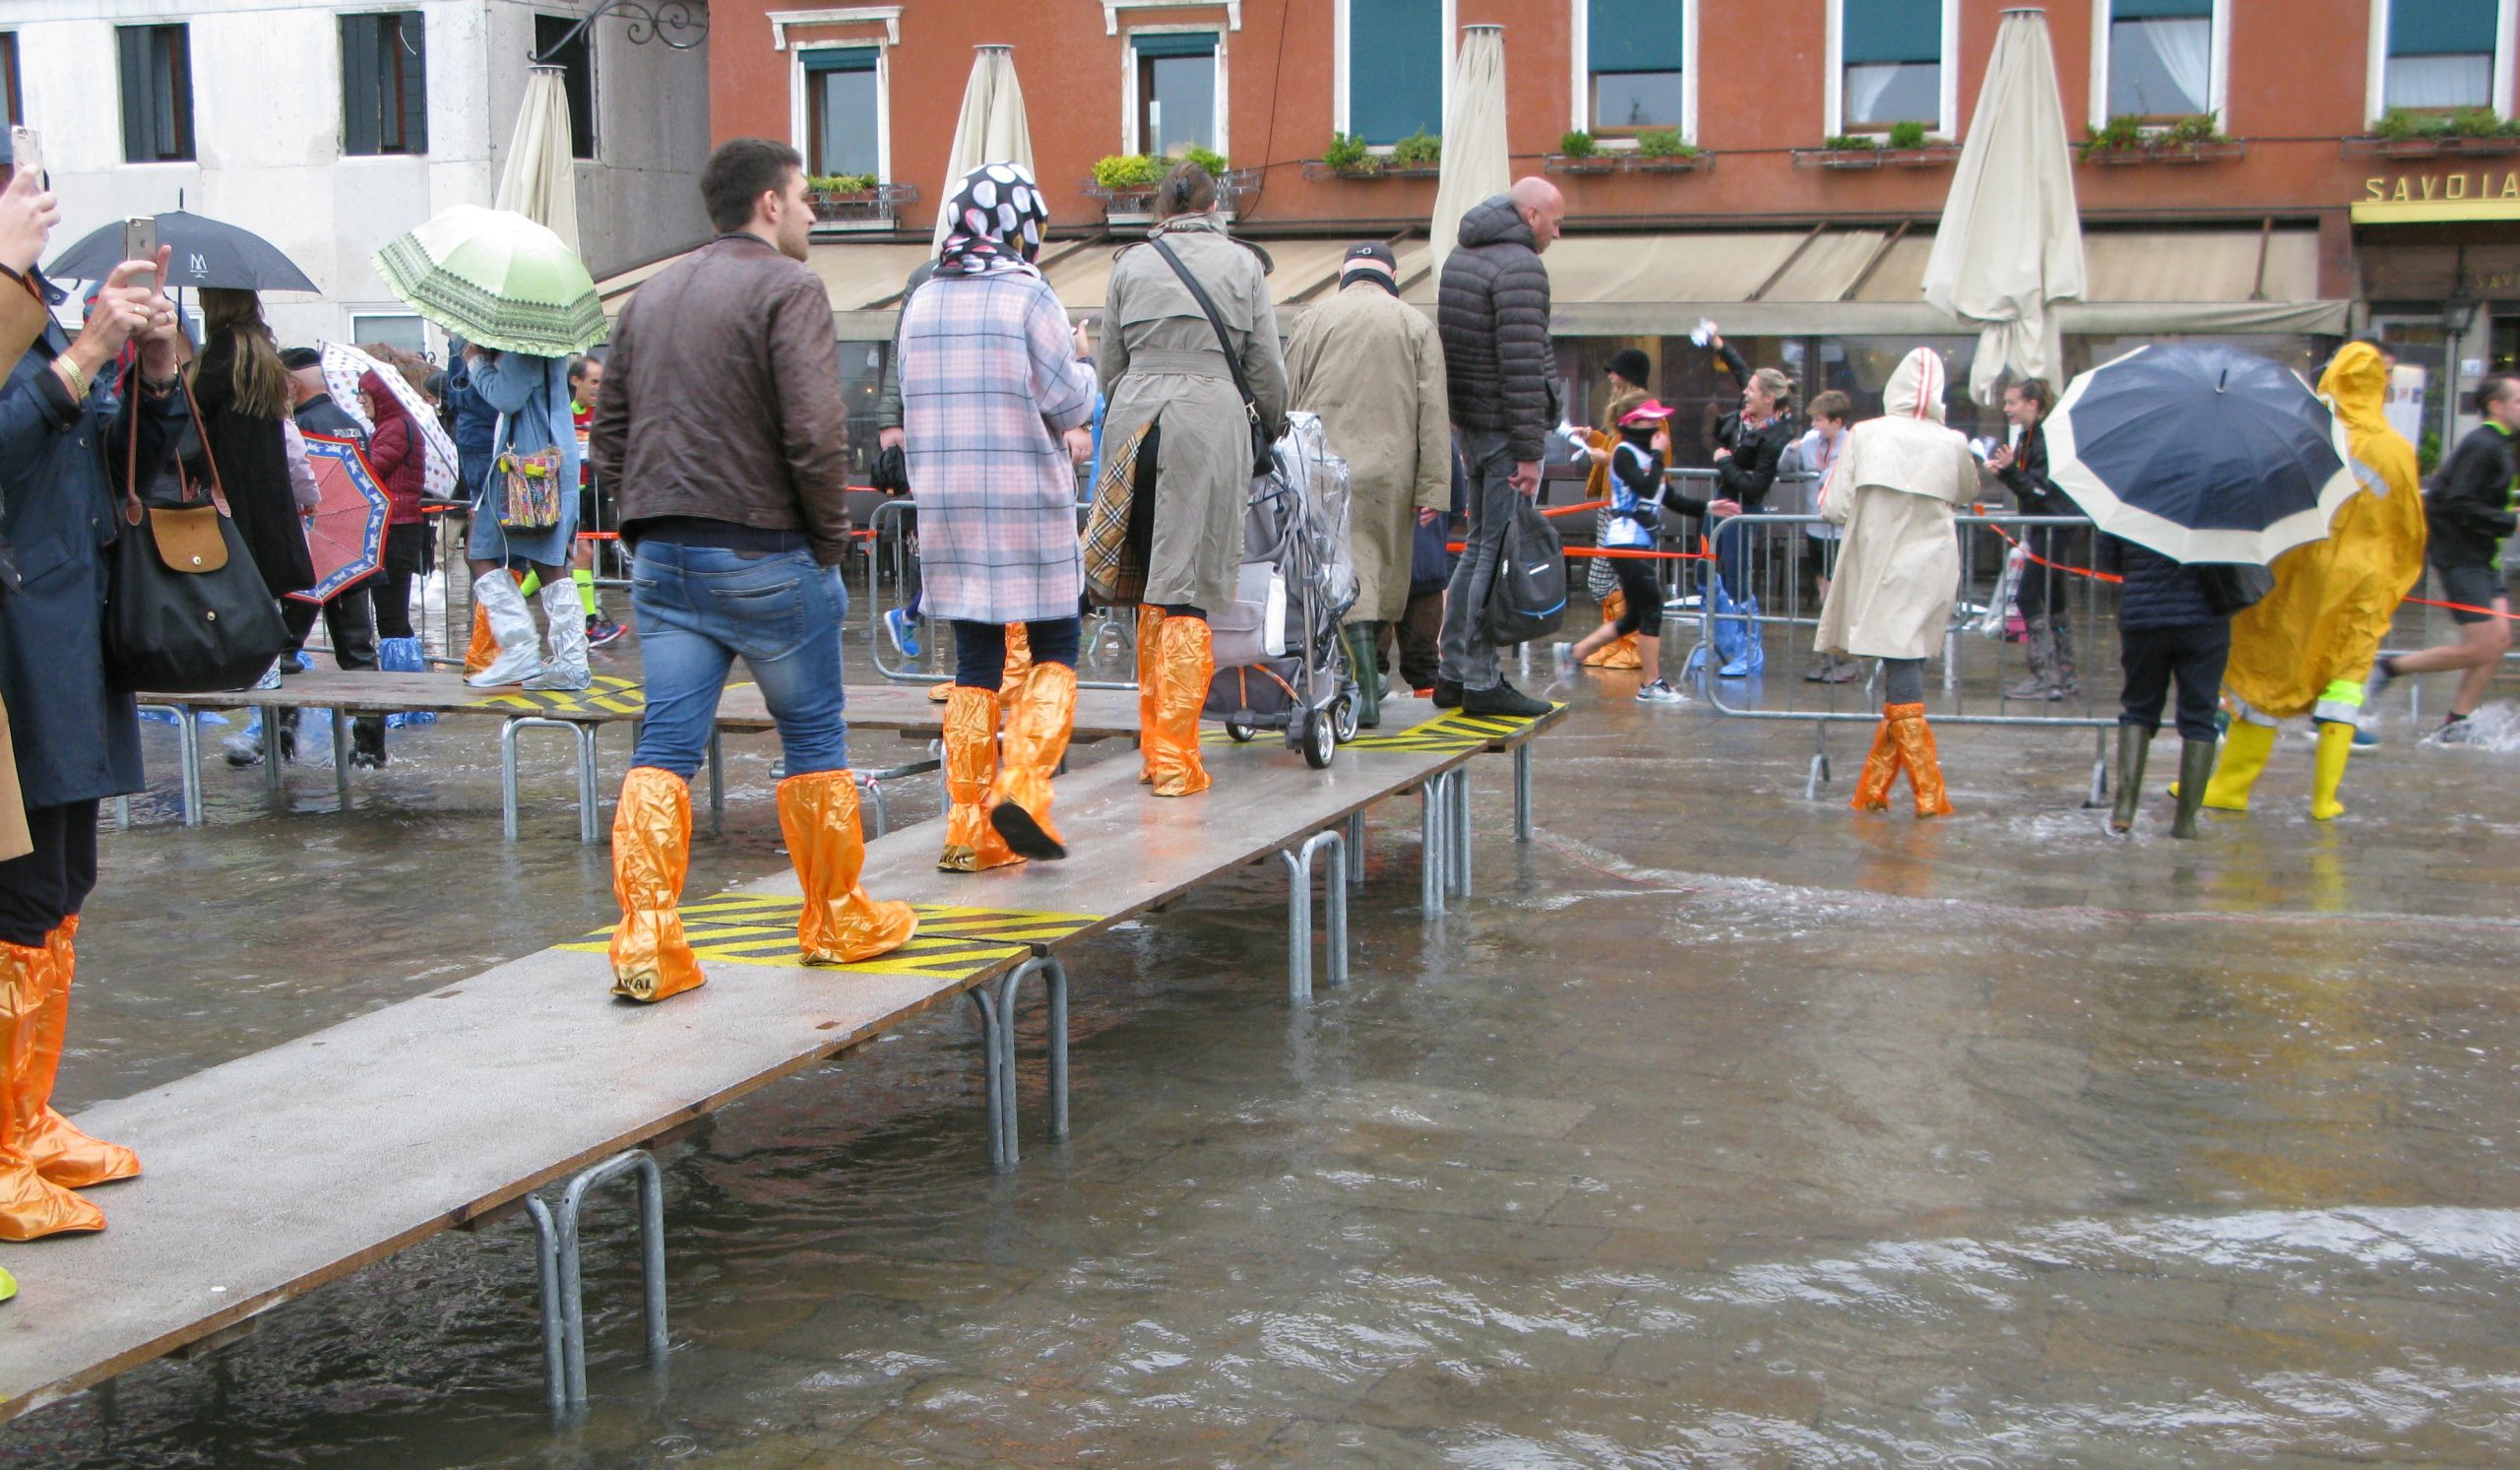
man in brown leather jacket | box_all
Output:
[587,138,915,1007]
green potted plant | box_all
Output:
[1320,132,1378,175]
[1549,129,1617,174]
[1631,127,1704,169]
[1390,129,1443,170]
[2364,105,2520,156]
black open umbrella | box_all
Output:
[45,210,318,291]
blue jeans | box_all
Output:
[629,543,850,779]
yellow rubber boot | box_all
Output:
[992,662,1077,861]
[2201,719,2275,811]
[0,944,103,1238]
[26,917,139,1188]
[608,767,706,1003]
[1135,605,1166,784]
[2310,720,2353,821]
[939,686,1021,871]
[779,771,919,963]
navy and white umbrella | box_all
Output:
[2046,344,2368,565]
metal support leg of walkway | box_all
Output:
[137,704,204,827]
[1513,742,1535,842]
[973,956,1070,1172]
[1279,829,1350,1004]
[502,717,601,843]
[527,1147,668,1421]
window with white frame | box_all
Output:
[2384,0,2501,110]
[2104,0,2216,119]
[801,46,880,177]
[1341,0,1443,145]
[1839,0,1942,131]
[1131,32,1219,157]
[1584,0,1686,133]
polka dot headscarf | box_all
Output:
[939,160,1049,276]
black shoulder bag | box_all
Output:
[105,374,291,692]
[1148,236,1275,478]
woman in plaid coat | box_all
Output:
[899,161,1100,871]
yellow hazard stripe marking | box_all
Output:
[559,900,1101,979]
[469,674,647,714]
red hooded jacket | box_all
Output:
[359,367,427,526]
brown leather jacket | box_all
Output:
[589,232,853,563]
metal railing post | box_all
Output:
[548,1149,668,1414]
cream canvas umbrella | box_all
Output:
[931,45,1034,253]
[1921,7,2086,405]
[1428,26,1509,274]
[495,65,581,254]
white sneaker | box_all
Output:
[1636,678,1687,705]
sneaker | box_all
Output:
[1463,680,1550,719]
[885,607,922,659]
[221,733,264,768]
[585,616,627,649]
[2427,715,2477,745]
[1636,678,1687,705]
[1551,643,1576,680]
[2352,722,2380,749]
[1431,678,1463,709]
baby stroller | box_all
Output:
[1205,412,1359,768]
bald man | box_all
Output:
[1432,177,1564,717]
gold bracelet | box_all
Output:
[53,355,87,401]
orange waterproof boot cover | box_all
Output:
[994,662,1077,850]
[0,943,102,1238]
[939,687,1021,871]
[464,601,498,677]
[1583,590,1645,670]
[1151,614,1214,798]
[1134,605,1166,783]
[1886,703,1955,817]
[779,772,919,964]
[609,767,706,1003]
[1850,711,1903,812]
[998,622,1035,726]
[26,917,139,1188]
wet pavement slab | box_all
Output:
[7,614,2520,1467]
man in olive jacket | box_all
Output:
[1433,178,1562,718]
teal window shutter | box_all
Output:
[2113,0,2212,17]
[1842,0,1943,66]
[2390,0,2496,56]
[801,45,878,74]
[1348,0,1443,144]
[1589,0,1684,74]
[1133,32,1218,59]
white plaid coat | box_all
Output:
[899,269,1099,623]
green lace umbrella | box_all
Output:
[373,206,605,357]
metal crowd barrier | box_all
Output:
[1672,509,2120,801]
[859,497,1139,691]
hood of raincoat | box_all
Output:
[2317,341,2390,438]
[358,367,410,433]
[1882,348,1949,423]
[1456,194,1534,252]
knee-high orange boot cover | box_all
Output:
[609,767,706,1003]
[1149,613,1213,798]
[1886,703,1955,817]
[25,917,139,1189]
[992,661,1077,859]
[0,942,102,1238]
[1135,605,1166,784]
[1850,711,1903,812]
[940,686,1021,871]
[998,622,1035,726]
[779,771,918,963]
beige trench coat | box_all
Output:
[1099,214,1290,616]
[1812,349,1979,662]
[1284,282,1450,624]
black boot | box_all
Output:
[2171,738,2216,839]
[2110,725,2148,834]
[350,716,389,769]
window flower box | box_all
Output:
[1793,144,1960,170]
[1085,167,1259,223]
[1302,159,1442,181]
[2080,138,2247,165]
[806,181,916,231]
[2343,133,2520,160]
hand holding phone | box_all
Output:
[0,163,57,278]
[122,218,159,294]
[9,127,41,186]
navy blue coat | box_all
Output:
[0,302,167,808]
[2095,534,2218,631]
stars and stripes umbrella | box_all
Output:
[317,341,460,500]
[2046,344,2369,565]
[287,432,389,605]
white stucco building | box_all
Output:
[4,0,711,352]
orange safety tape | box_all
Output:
[1982,518,2122,584]
[1443,539,1714,561]
[2405,596,2520,621]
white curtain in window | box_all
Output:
[1845,62,1899,125]
[2149,18,2211,114]
[2386,54,2492,109]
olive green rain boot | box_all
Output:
[2109,726,2149,835]
[1343,621,1384,729]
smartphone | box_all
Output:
[122,217,158,292]
[8,127,39,186]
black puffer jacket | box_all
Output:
[2096,534,2218,630]
[1437,195,1553,464]
[1994,419,2075,518]
[2425,421,2518,569]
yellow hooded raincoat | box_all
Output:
[2222,343,2428,725]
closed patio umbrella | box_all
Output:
[1428,25,1509,274]
[495,65,581,254]
[931,45,1034,254]
[1921,7,2086,404]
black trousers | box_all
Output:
[2118,621,2231,742]
[370,523,430,641]
[283,591,380,670]
[0,801,100,948]
[952,617,1081,690]
[2016,525,2085,624]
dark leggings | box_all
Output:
[2117,620,2231,742]
[953,617,1082,691]
[371,522,430,640]
[1883,658,1926,705]
[1609,557,1663,637]
[2016,526,2084,624]
[0,801,100,949]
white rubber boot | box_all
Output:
[465,571,546,687]
[524,579,592,691]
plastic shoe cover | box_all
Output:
[22,920,138,1189]
[0,946,104,1238]
[780,771,918,963]
[1150,614,1213,798]
[467,571,546,687]
[991,662,1076,860]
[608,768,705,1003]
[939,687,1021,871]
[524,580,593,690]
[1884,703,1954,817]
[1134,605,1166,784]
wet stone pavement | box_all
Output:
[7,611,2520,1467]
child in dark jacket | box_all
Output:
[2096,534,2231,838]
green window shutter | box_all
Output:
[2113,0,2211,18]
[1348,0,1442,145]
[397,12,429,155]
[1842,0,1942,65]
[118,27,150,161]
[342,15,380,155]
[801,45,878,74]
[1589,0,1684,73]
[1132,32,1217,59]
[2390,0,2496,56]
